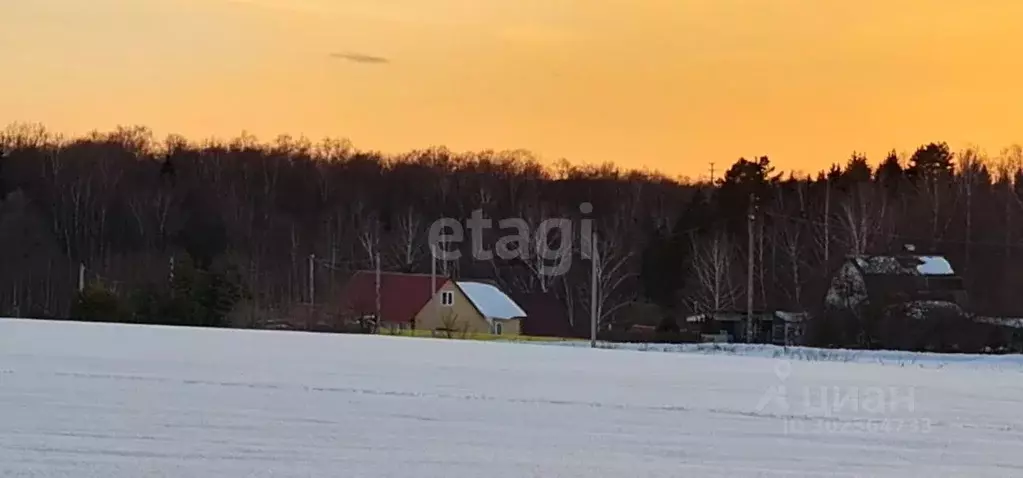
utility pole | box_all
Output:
[375,252,381,332]
[308,254,315,305]
[590,230,599,348]
[746,194,755,343]
[824,178,831,263]
[709,162,716,185]
[431,244,437,324]
[78,263,85,293]
[169,255,175,298]
[931,174,939,251]
[965,163,973,274]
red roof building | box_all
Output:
[337,271,447,325]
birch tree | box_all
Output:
[567,212,638,331]
[688,231,740,319]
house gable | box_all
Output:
[414,281,490,334]
[825,260,868,309]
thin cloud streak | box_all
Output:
[329,52,390,64]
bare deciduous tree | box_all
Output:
[835,182,889,256]
[688,231,740,318]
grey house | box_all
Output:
[825,246,968,319]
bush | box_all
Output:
[809,301,1007,354]
[63,254,246,328]
[70,283,130,323]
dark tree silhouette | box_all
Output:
[0,122,1020,350]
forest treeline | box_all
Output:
[2,122,1023,340]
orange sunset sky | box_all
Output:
[2,0,1021,177]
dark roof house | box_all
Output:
[825,245,968,318]
[337,271,446,325]
[508,291,573,338]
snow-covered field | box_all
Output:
[545,341,1023,370]
[2,319,1023,477]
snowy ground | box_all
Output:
[543,341,1023,370]
[2,319,1023,477]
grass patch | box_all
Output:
[377,328,584,343]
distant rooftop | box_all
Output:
[852,255,955,277]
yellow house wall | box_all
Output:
[492,318,521,336]
[414,282,490,334]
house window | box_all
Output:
[440,291,454,306]
[493,322,503,335]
